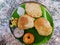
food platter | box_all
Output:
[9,1,54,45]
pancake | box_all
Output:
[34,18,52,36]
[25,3,42,18]
[18,15,34,29]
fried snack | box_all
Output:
[18,15,34,29]
[25,3,42,18]
[23,33,34,44]
[34,18,52,36]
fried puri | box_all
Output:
[18,15,34,29]
[25,3,42,18]
[34,18,52,36]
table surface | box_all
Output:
[0,0,60,45]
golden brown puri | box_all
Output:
[18,15,34,30]
[23,33,34,44]
[34,18,52,36]
[25,3,42,18]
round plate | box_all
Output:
[9,2,54,45]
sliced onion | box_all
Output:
[17,7,25,16]
[13,28,24,38]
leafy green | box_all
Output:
[40,5,54,27]
[12,9,19,18]
[20,3,25,9]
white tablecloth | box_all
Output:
[0,0,60,45]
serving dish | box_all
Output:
[9,1,54,45]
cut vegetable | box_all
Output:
[17,7,25,16]
[13,28,24,38]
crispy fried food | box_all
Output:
[34,18,52,36]
[18,15,34,29]
[25,3,42,18]
[23,33,34,44]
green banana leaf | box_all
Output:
[10,3,54,45]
